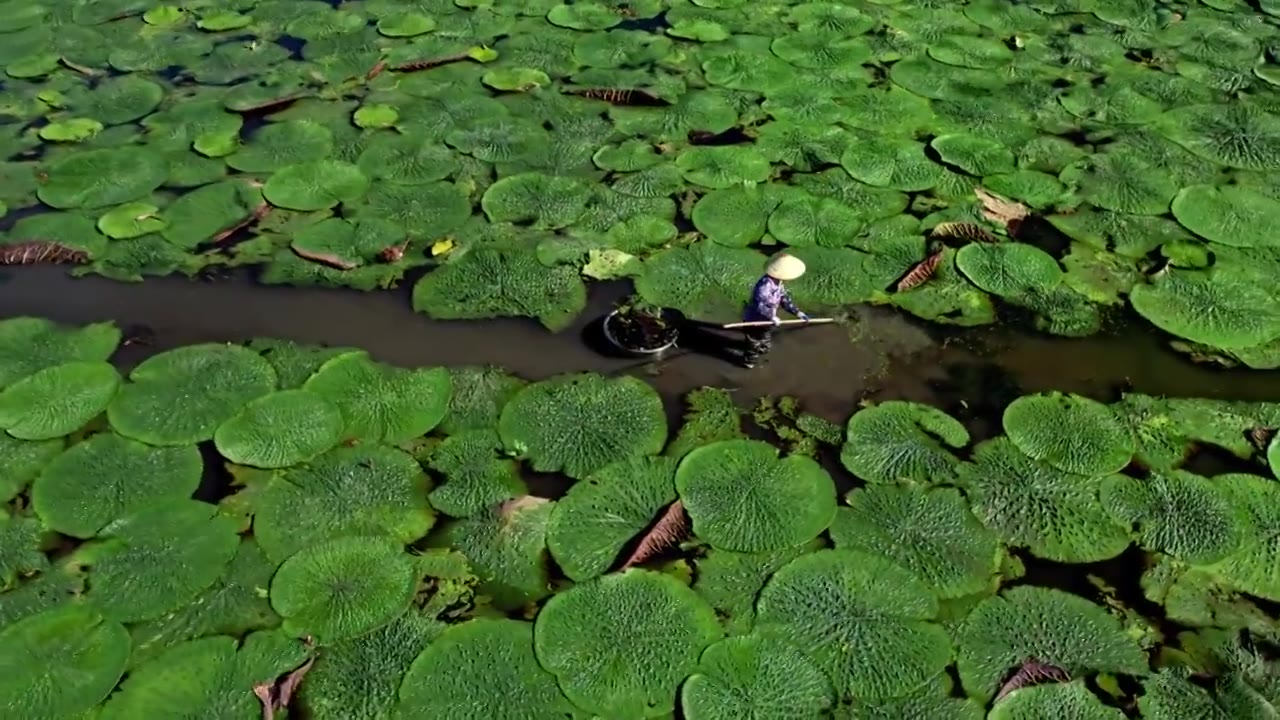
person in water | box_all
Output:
[740,253,809,368]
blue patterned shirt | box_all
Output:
[744,275,800,322]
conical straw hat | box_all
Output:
[765,253,806,280]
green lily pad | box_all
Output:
[353,104,399,129]
[302,351,450,444]
[108,343,278,446]
[676,146,772,189]
[264,160,370,211]
[38,148,168,210]
[270,535,418,644]
[213,389,343,469]
[377,12,436,37]
[32,432,201,539]
[483,68,552,92]
[38,118,104,143]
[1171,184,1280,249]
[97,202,165,240]
[0,361,119,440]
[0,317,120,389]
[0,603,129,720]
[412,249,587,331]
[197,11,253,31]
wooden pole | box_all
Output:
[719,318,837,330]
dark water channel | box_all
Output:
[5,266,1280,420]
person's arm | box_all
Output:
[779,287,809,320]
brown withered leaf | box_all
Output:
[1249,426,1276,452]
[0,241,89,265]
[290,245,358,271]
[620,500,689,569]
[930,221,999,244]
[392,52,470,72]
[253,657,315,720]
[894,249,943,292]
[975,187,1030,233]
[994,658,1070,702]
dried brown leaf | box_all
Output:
[392,52,469,72]
[930,221,998,244]
[895,249,943,292]
[211,203,271,244]
[291,245,358,271]
[994,658,1070,702]
[366,59,387,80]
[0,241,89,265]
[564,87,664,106]
[1249,427,1276,452]
[59,57,101,77]
[620,500,689,569]
[975,187,1030,232]
[276,657,314,707]
[252,684,274,720]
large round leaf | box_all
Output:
[440,366,527,435]
[213,389,343,468]
[955,586,1148,703]
[839,401,969,485]
[263,159,370,211]
[302,351,450,444]
[1002,392,1135,476]
[534,569,722,718]
[108,344,278,446]
[754,549,952,700]
[1131,268,1280,349]
[498,373,667,480]
[227,120,334,173]
[676,439,835,552]
[412,249,588,331]
[0,603,129,720]
[1158,104,1280,170]
[427,429,527,518]
[831,484,1002,600]
[990,681,1125,720]
[956,242,1063,297]
[399,619,575,719]
[37,148,168,209]
[252,444,435,564]
[547,456,678,581]
[481,173,591,229]
[676,146,772,189]
[957,438,1130,563]
[0,361,119,440]
[160,179,262,249]
[1101,470,1242,564]
[0,433,62,504]
[270,535,417,644]
[680,634,835,720]
[357,133,458,185]
[431,496,554,611]
[32,432,201,539]
[0,318,119,389]
[74,500,240,623]
[1171,184,1280,249]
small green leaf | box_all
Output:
[668,20,729,42]
[196,11,252,31]
[193,130,239,158]
[467,46,499,63]
[8,54,59,79]
[39,118,104,143]
[353,104,399,130]
[481,68,550,92]
[376,12,436,37]
[98,202,167,240]
[143,6,185,26]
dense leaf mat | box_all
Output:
[3,317,1280,717]
[5,0,1280,359]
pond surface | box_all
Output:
[7,264,1280,422]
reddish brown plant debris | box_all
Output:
[253,657,315,720]
[291,245,358,271]
[211,203,271,244]
[564,88,662,105]
[0,241,89,265]
[994,658,1070,702]
[895,249,943,292]
[975,187,1030,235]
[1249,426,1276,451]
[391,52,470,73]
[930,221,999,244]
[378,241,410,263]
[231,94,307,115]
[366,59,388,80]
[59,57,101,77]
[620,500,690,570]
